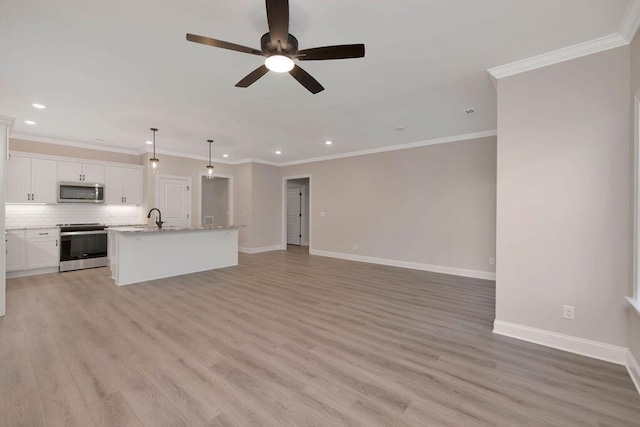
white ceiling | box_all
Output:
[0,0,633,163]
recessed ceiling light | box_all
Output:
[32,103,46,109]
[275,150,283,155]
[325,140,333,145]
[223,154,229,158]
[24,120,36,125]
[145,140,153,145]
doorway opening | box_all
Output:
[200,174,233,227]
[283,176,310,250]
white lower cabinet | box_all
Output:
[6,230,26,272]
[6,228,60,276]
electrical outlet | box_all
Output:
[353,243,359,250]
[563,305,575,320]
[319,211,326,217]
[489,257,495,265]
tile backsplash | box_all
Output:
[6,204,145,228]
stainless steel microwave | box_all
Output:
[58,182,105,203]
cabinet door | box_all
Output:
[123,168,143,205]
[57,161,83,182]
[104,166,124,204]
[6,156,31,203]
[26,238,60,269]
[31,159,58,204]
[6,231,26,272]
[82,163,105,184]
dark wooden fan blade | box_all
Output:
[235,65,270,88]
[298,44,365,61]
[266,0,289,46]
[289,65,324,94]
[186,33,263,56]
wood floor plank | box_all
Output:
[2,246,639,426]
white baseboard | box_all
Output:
[308,249,496,281]
[239,245,283,254]
[7,267,59,279]
[627,350,640,395]
[493,320,628,365]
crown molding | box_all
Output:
[0,115,15,131]
[278,130,498,167]
[234,158,281,167]
[489,0,640,81]
[11,133,141,156]
[488,34,627,80]
[620,0,640,42]
[145,147,237,165]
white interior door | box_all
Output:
[287,188,301,245]
[157,176,191,226]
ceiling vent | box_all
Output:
[464,108,476,114]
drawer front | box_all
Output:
[25,228,60,239]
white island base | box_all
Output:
[108,226,239,286]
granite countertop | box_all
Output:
[108,225,242,233]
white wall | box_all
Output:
[201,176,229,225]
[251,163,282,249]
[281,136,497,276]
[0,119,10,317]
[496,46,631,347]
[233,163,252,248]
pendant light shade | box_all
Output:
[206,139,214,179]
[149,128,159,173]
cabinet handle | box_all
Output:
[39,232,49,235]
[124,196,127,203]
[56,239,58,247]
[31,194,34,201]
[27,193,30,201]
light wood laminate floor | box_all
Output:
[1,246,639,426]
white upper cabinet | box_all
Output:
[105,166,144,205]
[7,155,57,204]
[105,166,125,204]
[6,156,31,203]
[30,159,58,204]
[7,152,142,205]
[57,161,105,183]
[124,168,143,205]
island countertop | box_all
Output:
[108,225,239,286]
[107,225,242,233]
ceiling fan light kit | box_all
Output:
[186,0,365,94]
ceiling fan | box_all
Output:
[186,0,365,94]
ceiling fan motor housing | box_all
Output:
[261,33,298,56]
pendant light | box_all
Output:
[206,139,215,179]
[149,128,159,173]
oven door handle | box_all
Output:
[60,230,108,236]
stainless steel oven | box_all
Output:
[59,224,108,272]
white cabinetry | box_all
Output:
[5,228,60,276]
[105,166,143,205]
[58,161,105,183]
[25,229,60,269]
[6,156,57,203]
[6,230,26,272]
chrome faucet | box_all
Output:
[147,208,164,228]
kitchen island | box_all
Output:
[107,225,239,286]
